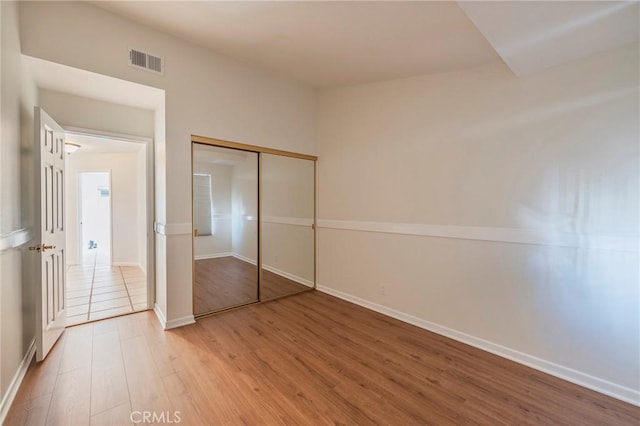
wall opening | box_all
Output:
[64,131,150,325]
[78,171,111,266]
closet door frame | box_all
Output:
[191,135,317,318]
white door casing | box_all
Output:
[34,107,67,361]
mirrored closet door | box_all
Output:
[192,144,259,315]
[192,136,316,317]
[261,154,315,300]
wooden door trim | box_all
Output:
[191,135,317,161]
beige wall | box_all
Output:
[0,0,38,411]
[65,151,146,268]
[317,44,639,401]
[18,1,316,324]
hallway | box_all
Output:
[66,250,148,326]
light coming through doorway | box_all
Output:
[79,171,112,265]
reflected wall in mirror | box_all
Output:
[261,153,315,300]
[193,144,258,315]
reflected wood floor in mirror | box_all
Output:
[7,292,639,425]
[261,268,311,300]
[194,256,309,315]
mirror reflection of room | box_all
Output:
[261,154,315,300]
[193,144,258,315]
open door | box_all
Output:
[31,107,67,361]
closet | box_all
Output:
[191,136,316,316]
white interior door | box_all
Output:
[33,107,67,361]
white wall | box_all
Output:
[65,151,146,268]
[316,44,640,402]
[38,89,154,138]
[193,162,233,259]
[18,1,316,325]
[0,0,39,415]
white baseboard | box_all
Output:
[230,255,314,288]
[231,253,257,265]
[154,303,167,329]
[262,264,314,287]
[165,315,195,330]
[195,252,232,261]
[0,339,36,424]
[155,302,195,330]
[316,285,640,406]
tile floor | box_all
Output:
[66,251,148,326]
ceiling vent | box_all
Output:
[128,48,164,75]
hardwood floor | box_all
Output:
[194,256,309,315]
[6,291,639,425]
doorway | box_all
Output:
[78,171,112,266]
[64,132,151,326]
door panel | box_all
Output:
[192,143,259,315]
[35,107,67,362]
[260,154,315,300]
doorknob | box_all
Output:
[28,244,56,252]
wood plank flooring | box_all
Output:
[6,291,640,425]
[194,256,309,315]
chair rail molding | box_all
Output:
[317,219,638,252]
[154,222,192,236]
[0,228,32,253]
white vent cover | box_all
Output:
[128,48,164,75]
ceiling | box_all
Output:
[65,132,144,154]
[91,1,639,87]
[93,1,501,87]
[459,1,640,76]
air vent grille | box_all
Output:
[128,48,164,75]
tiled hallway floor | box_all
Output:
[66,251,148,326]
